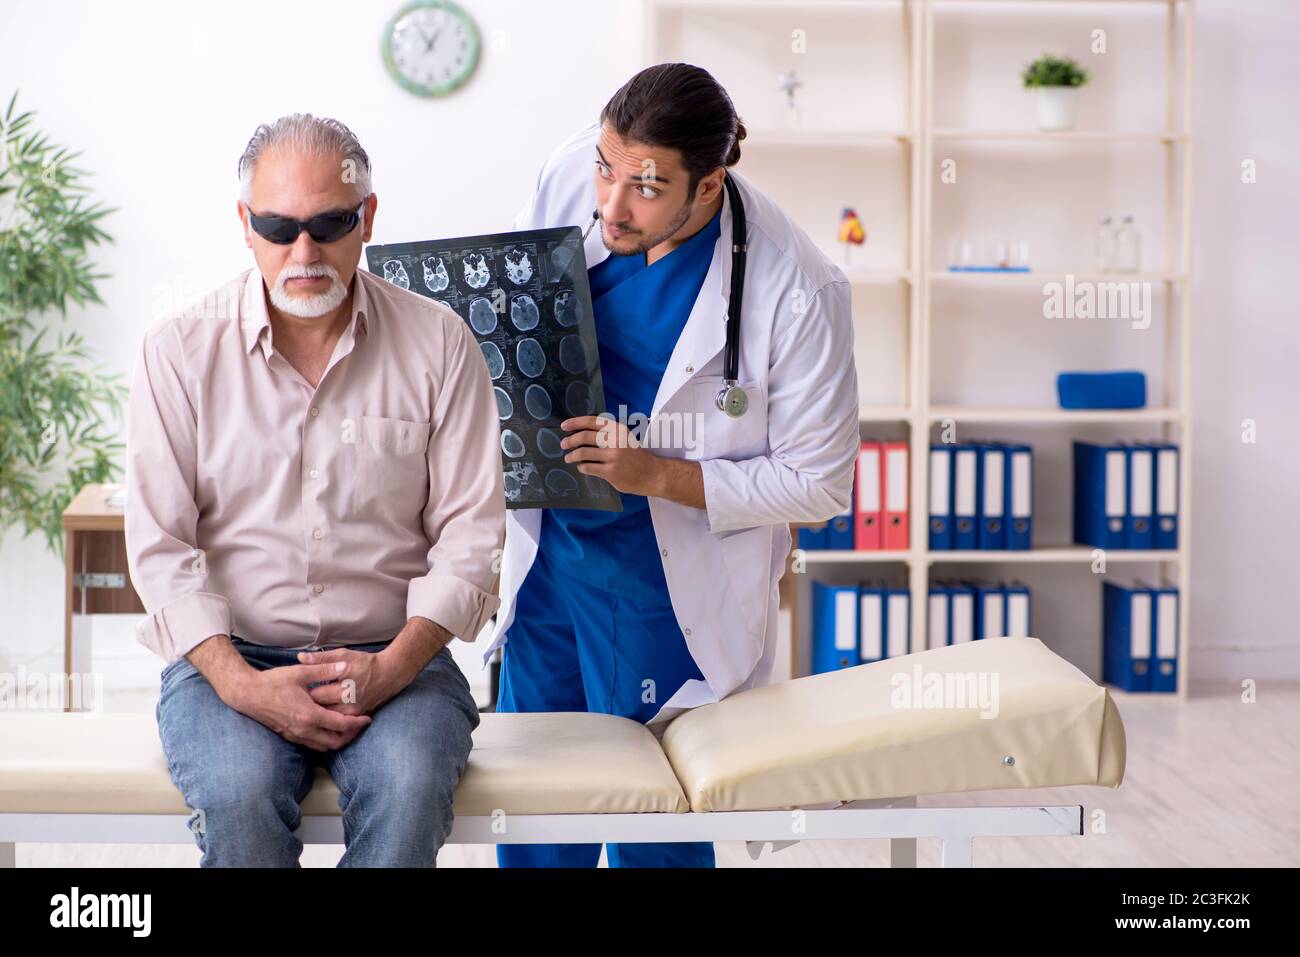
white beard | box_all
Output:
[269,263,348,317]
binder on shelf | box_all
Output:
[929,444,953,550]
[974,581,1005,640]
[1152,582,1179,693]
[927,583,952,649]
[826,493,855,550]
[884,586,910,658]
[1151,440,1180,550]
[1102,581,1152,692]
[952,444,978,550]
[1004,442,1033,550]
[881,441,909,551]
[1073,440,1128,549]
[1125,441,1155,550]
[797,523,828,551]
[976,443,1007,550]
[855,441,883,550]
[949,583,975,644]
[1004,580,1032,638]
[858,581,885,665]
[812,581,858,675]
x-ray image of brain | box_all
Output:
[382,260,410,289]
[565,380,594,417]
[510,294,539,331]
[545,469,580,497]
[536,427,565,459]
[480,341,505,379]
[503,247,534,285]
[503,462,543,502]
[422,255,450,292]
[558,334,589,375]
[550,244,577,281]
[501,429,527,459]
[468,296,498,335]
[515,338,546,378]
[524,383,552,420]
[494,387,513,420]
[462,252,491,289]
[554,290,580,328]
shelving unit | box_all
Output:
[644,0,1194,696]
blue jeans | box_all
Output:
[496,548,715,868]
[156,636,479,867]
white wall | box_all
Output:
[1,0,1296,681]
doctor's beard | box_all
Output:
[269,263,348,318]
[602,196,695,256]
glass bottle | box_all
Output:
[1096,216,1116,273]
[1114,215,1141,273]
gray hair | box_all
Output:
[237,113,372,204]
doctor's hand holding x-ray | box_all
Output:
[482,63,861,870]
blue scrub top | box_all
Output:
[540,207,722,605]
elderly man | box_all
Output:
[125,114,505,867]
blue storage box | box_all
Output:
[1056,371,1146,410]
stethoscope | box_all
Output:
[581,174,750,419]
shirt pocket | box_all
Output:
[689,376,769,461]
[353,415,432,522]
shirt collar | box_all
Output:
[240,267,371,359]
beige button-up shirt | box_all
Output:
[125,266,505,664]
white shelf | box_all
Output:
[928,406,1184,424]
[929,546,1182,564]
[802,549,912,564]
[859,404,913,423]
[929,270,1186,284]
[745,129,913,148]
[847,267,914,285]
[932,128,1188,143]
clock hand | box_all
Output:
[427,29,441,52]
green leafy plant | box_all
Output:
[1021,54,1090,89]
[0,91,124,554]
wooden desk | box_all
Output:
[63,483,145,709]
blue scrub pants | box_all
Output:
[495,547,715,868]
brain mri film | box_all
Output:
[515,338,546,378]
[554,290,580,328]
[480,341,505,379]
[468,296,498,335]
[422,255,450,292]
[501,429,526,459]
[462,252,491,289]
[524,383,553,420]
[494,387,513,420]
[504,247,534,285]
[558,334,588,375]
[382,259,410,290]
[367,226,618,511]
[510,293,540,331]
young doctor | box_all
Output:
[483,63,861,868]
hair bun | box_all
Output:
[726,119,747,166]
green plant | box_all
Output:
[1021,54,1090,89]
[0,91,123,554]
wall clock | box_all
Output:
[382,1,481,98]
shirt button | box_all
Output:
[309,468,319,479]
[310,406,320,417]
[685,365,693,373]
[313,583,324,594]
[312,528,324,540]
[684,627,692,636]
[661,548,668,557]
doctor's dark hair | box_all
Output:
[600,63,747,192]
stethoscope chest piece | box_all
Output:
[715,381,749,418]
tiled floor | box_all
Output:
[13,682,1299,867]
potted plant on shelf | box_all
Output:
[1021,54,1089,131]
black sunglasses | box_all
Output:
[247,199,366,244]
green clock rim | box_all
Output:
[381,0,481,98]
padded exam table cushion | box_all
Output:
[0,637,1123,817]
[660,636,1126,811]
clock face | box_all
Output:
[383,1,480,97]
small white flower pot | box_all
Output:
[1035,86,1080,131]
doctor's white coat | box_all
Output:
[477,122,861,726]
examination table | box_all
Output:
[0,636,1125,867]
